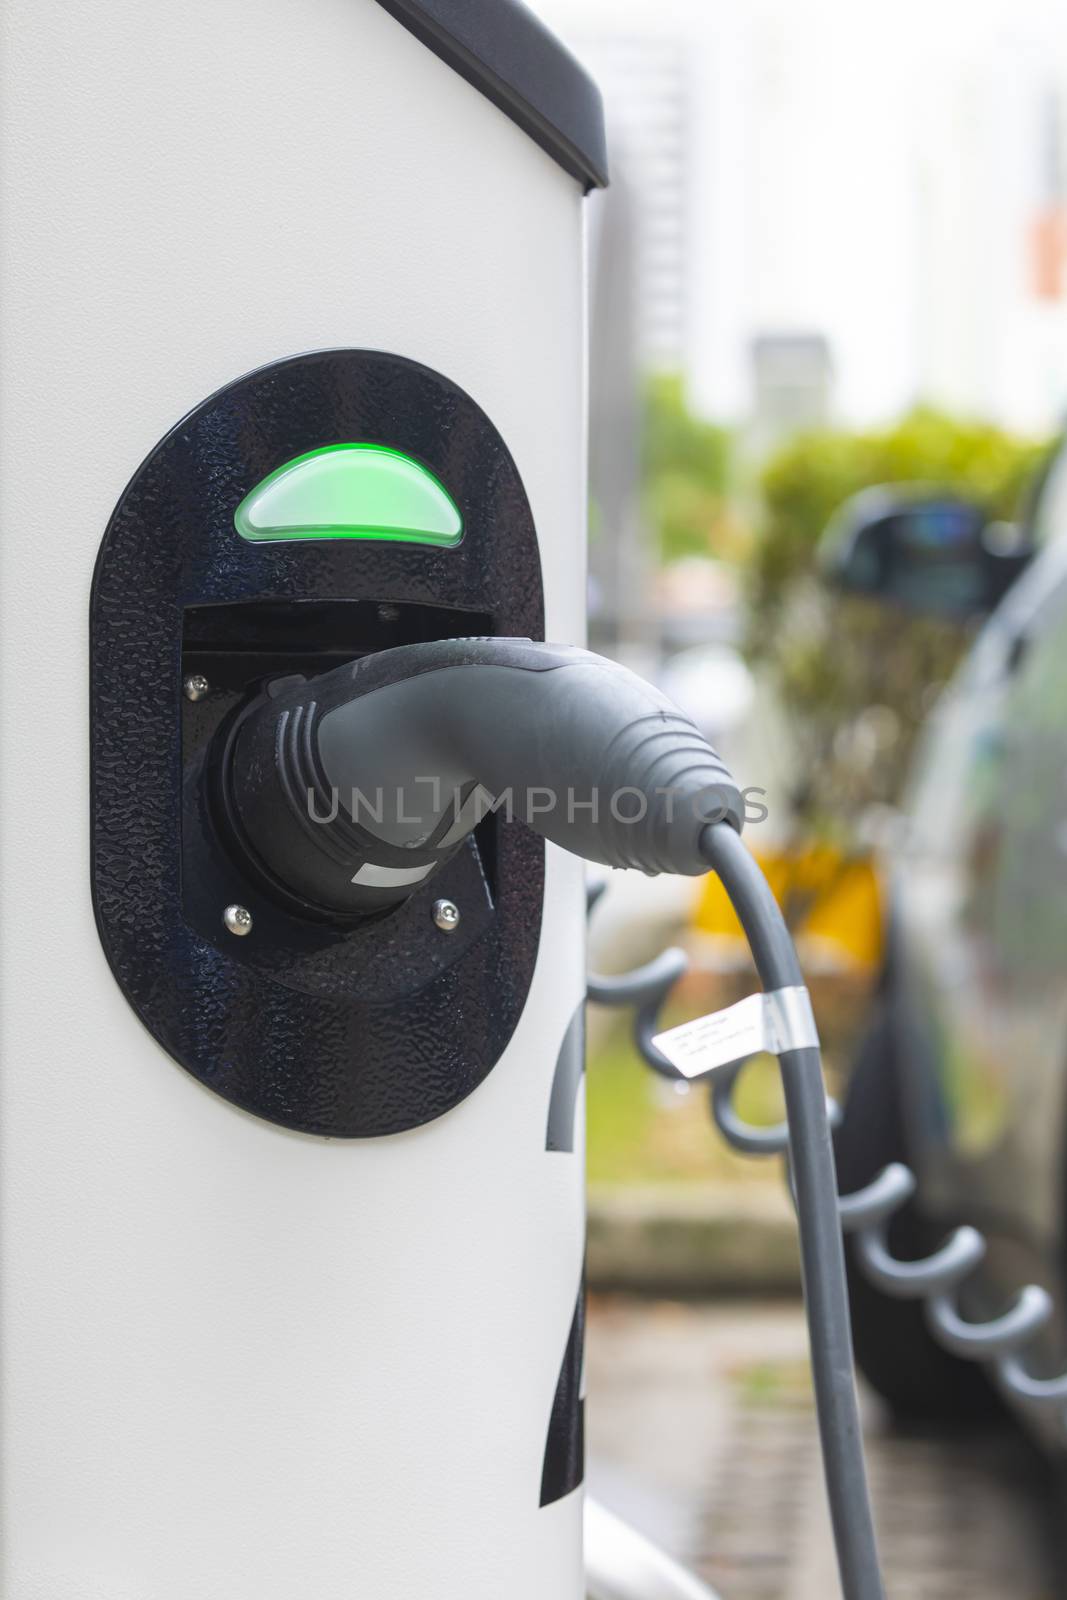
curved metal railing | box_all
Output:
[586,883,1067,1427]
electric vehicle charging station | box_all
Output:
[1,3,606,1593]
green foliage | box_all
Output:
[586,1008,788,1187]
[746,408,1051,833]
[644,374,736,563]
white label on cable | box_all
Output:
[652,987,819,1080]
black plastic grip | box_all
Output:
[224,639,744,915]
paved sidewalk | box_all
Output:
[587,1298,1061,1600]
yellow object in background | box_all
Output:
[695,841,885,974]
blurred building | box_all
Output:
[915,54,1067,433]
[749,333,834,457]
[539,0,1067,436]
[577,35,694,375]
[557,14,717,663]
[587,174,650,666]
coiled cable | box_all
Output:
[588,823,1067,1595]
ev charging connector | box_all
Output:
[220,638,745,917]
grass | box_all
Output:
[734,1358,813,1408]
[586,964,870,1187]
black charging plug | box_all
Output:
[218,638,744,916]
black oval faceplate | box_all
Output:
[90,350,545,1137]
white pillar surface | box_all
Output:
[0,1,589,1593]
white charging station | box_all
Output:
[0,3,607,1594]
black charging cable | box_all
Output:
[700,822,884,1600]
[215,636,886,1599]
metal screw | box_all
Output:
[183,673,210,702]
[223,903,253,937]
[432,898,461,934]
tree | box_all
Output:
[745,408,1051,836]
[643,375,737,564]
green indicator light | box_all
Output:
[234,443,463,547]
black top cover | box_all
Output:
[374,0,609,191]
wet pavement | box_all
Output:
[587,1298,1063,1599]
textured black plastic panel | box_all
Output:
[90,350,545,1137]
[373,0,608,191]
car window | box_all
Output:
[957,532,1067,693]
[904,537,1067,854]
[989,564,1067,987]
[1031,440,1067,547]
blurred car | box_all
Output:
[823,444,1067,1446]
